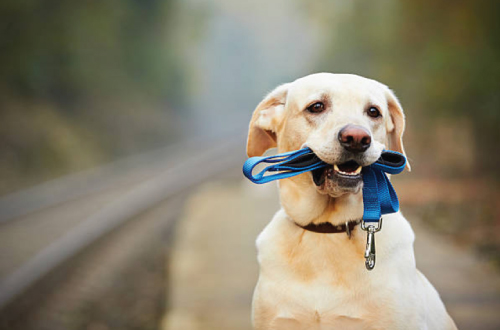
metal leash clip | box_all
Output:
[360,217,383,270]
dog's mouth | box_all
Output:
[312,160,363,190]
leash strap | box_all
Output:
[242,147,328,184]
[361,150,406,222]
[242,148,406,219]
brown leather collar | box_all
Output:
[297,219,361,237]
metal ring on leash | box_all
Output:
[361,217,383,270]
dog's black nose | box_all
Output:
[338,125,371,153]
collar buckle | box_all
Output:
[345,221,352,239]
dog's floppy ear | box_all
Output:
[247,83,289,157]
[385,89,411,171]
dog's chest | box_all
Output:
[254,214,416,329]
[261,274,404,330]
[269,314,377,330]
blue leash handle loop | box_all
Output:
[242,147,406,221]
[242,147,328,184]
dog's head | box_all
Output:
[247,73,410,224]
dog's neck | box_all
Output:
[278,175,364,227]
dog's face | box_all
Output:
[247,73,409,224]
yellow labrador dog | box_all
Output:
[247,73,457,330]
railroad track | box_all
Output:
[0,134,246,329]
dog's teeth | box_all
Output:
[333,164,362,176]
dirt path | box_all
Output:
[162,179,500,330]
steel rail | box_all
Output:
[0,135,231,223]
[0,134,246,309]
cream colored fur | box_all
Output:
[247,73,457,330]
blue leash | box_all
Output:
[243,147,406,270]
[242,148,328,184]
[360,152,406,222]
[242,147,406,222]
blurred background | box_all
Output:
[0,0,498,329]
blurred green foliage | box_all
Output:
[0,0,182,101]
[0,0,187,194]
[315,0,500,179]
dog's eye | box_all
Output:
[367,106,381,118]
[307,102,325,114]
